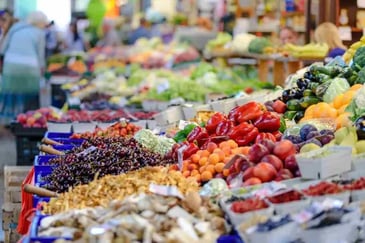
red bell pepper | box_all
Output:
[228,102,265,124]
[254,111,281,133]
[187,126,209,147]
[272,131,283,141]
[228,122,259,146]
[183,143,199,160]
[205,112,227,134]
[255,132,277,143]
[216,120,234,136]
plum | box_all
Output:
[299,124,317,141]
[284,135,302,144]
[317,134,334,145]
[304,138,322,147]
[306,131,321,140]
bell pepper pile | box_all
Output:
[208,102,282,146]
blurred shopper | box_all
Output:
[97,19,121,47]
[279,26,298,45]
[0,11,47,124]
[63,21,86,53]
[314,22,347,58]
[128,18,151,44]
[0,9,17,48]
[45,21,58,57]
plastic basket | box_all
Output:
[34,166,53,188]
[34,155,58,166]
[30,215,71,242]
[44,132,73,139]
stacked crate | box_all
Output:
[2,166,31,243]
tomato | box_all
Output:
[253,162,277,182]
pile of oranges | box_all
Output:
[172,140,250,183]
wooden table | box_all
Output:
[204,51,324,86]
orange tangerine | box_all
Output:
[240,146,250,155]
[201,171,213,181]
[200,150,210,158]
[222,147,232,156]
[219,141,229,149]
[199,157,208,166]
[182,171,190,177]
[208,153,220,165]
[350,84,362,91]
[193,174,201,182]
[199,166,207,173]
[187,163,198,171]
[215,163,225,173]
[223,169,230,177]
[206,164,216,174]
[215,151,225,162]
[227,139,238,149]
[191,154,200,164]
[191,169,199,176]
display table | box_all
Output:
[204,52,324,86]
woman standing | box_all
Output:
[0,11,47,124]
[63,21,86,53]
[314,22,347,58]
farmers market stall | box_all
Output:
[7,28,365,243]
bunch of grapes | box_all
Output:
[44,137,176,193]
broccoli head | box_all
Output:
[248,38,272,54]
[352,46,365,71]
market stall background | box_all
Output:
[3,0,365,242]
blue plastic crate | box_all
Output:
[30,214,72,243]
[33,196,50,208]
[52,144,75,151]
[53,138,84,145]
[34,155,58,166]
[34,166,53,188]
[44,132,73,139]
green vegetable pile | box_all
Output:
[134,129,175,156]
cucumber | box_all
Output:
[286,99,303,111]
[300,96,320,109]
[284,111,297,120]
[303,89,314,97]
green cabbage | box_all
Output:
[323,78,350,103]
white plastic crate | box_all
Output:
[296,146,352,179]
[72,122,96,133]
[46,122,72,133]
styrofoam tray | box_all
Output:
[182,104,211,120]
[210,99,237,114]
[154,106,184,126]
[296,146,352,179]
[351,154,365,171]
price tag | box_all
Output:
[77,146,97,157]
[177,144,188,171]
[149,183,184,199]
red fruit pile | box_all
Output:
[231,197,269,214]
[267,190,303,204]
[343,177,365,190]
[226,139,298,188]
[302,182,344,196]
[71,122,140,139]
[16,108,58,128]
[190,102,282,150]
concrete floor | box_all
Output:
[0,127,17,243]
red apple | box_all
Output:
[284,155,299,173]
[243,177,262,186]
[248,144,270,163]
[241,161,255,172]
[242,167,254,181]
[257,139,275,153]
[261,154,283,171]
[253,162,277,182]
[275,169,294,181]
[26,117,36,127]
[17,114,27,124]
[273,140,296,161]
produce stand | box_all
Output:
[6,18,365,243]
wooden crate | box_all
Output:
[2,203,21,231]
[4,166,31,206]
[3,229,21,243]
